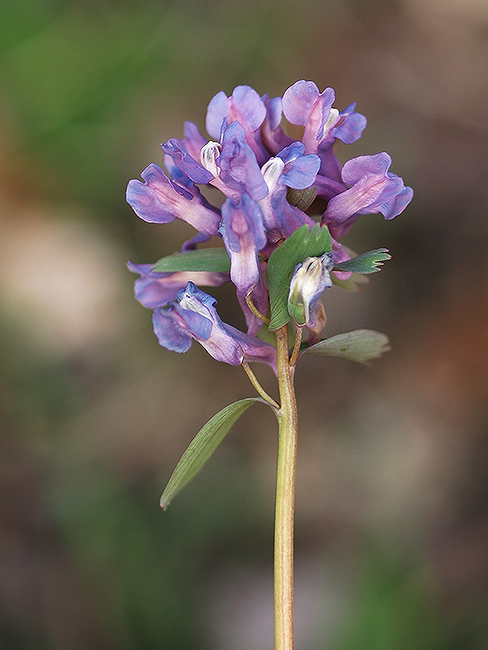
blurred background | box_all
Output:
[1,0,487,648]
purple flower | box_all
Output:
[206,85,268,164]
[282,80,366,155]
[127,262,229,309]
[282,80,366,184]
[218,121,269,201]
[220,193,269,334]
[322,152,414,239]
[128,80,413,361]
[152,282,277,370]
[126,164,221,236]
[166,120,269,202]
[220,193,267,296]
[220,194,268,335]
[259,142,319,239]
[162,139,214,185]
[163,124,240,200]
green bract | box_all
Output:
[305,329,391,364]
[152,248,231,273]
[333,248,391,274]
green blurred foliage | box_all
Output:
[0,0,310,209]
[332,550,447,650]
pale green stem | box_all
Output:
[274,325,298,650]
[289,325,303,367]
[242,361,280,410]
[245,294,270,325]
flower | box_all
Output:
[127,81,412,354]
[206,85,268,164]
[321,152,414,239]
[281,80,366,182]
[288,253,334,326]
[259,142,320,239]
[153,282,277,370]
[221,193,267,296]
[282,80,366,156]
[126,163,220,236]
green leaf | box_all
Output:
[160,398,273,509]
[304,329,390,364]
[333,248,391,274]
[267,224,332,330]
[152,248,231,273]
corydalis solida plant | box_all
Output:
[127,80,412,650]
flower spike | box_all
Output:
[127,80,413,650]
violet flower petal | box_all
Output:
[331,103,367,145]
[282,80,335,153]
[277,142,320,190]
[126,164,221,236]
[323,153,414,239]
[152,307,193,354]
[218,122,269,201]
[206,85,268,163]
[261,94,294,156]
[162,139,214,184]
[283,81,367,176]
[154,282,276,369]
[221,193,267,298]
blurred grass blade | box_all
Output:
[305,329,390,364]
[160,397,273,509]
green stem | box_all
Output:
[246,293,270,324]
[289,325,303,367]
[274,325,298,650]
[242,361,280,410]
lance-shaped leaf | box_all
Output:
[304,329,390,364]
[160,397,275,509]
[152,248,231,273]
[333,248,391,274]
[267,224,332,330]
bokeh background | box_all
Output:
[1,1,488,648]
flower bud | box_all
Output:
[286,186,317,211]
[287,253,334,325]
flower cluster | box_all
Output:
[127,80,413,370]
